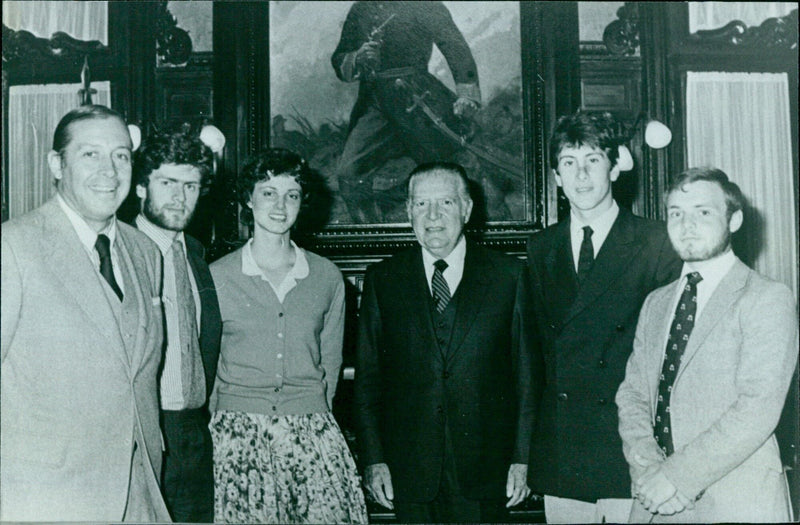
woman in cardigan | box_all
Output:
[208,149,367,524]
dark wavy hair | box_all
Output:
[667,167,746,219]
[237,148,313,227]
[133,122,214,190]
[549,111,623,168]
[52,104,128,155]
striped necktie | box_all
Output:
[431,259,451,314]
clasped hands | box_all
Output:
[632,459,694,516]
[364,462,531,509]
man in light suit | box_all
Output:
[518,111,681,523]
[0,105,171,521]
[355,162,532,522]
[133,123,222,522]
[617,167,798,523]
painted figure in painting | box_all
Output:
[332,1,482,223]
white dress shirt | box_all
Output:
[57,193,124,294]
[569,200,620,272]
[421,235,467,296]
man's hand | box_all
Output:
[452,96,478,118]
[364,463,394,509]
[655,492,694,516]
[355,41,381,73]
[505,463,531,507]
[634,464,681,513]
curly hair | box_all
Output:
[237,148,314,227]
[133,122,214,189]
[549,111,624,168]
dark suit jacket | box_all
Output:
[185,234,222,405]
[520,207,681,501]
[355,242,532,502]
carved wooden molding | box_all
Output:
[155,1,193,66]
[603,3,639,56]
[2,24,107,67]
[688,8,798,49]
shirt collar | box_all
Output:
[135,214,183,255]
[57,193,117,252]
[421,234,467,270]
[570,199,619,240]
[681,249,737,291]
[241,238,310,281]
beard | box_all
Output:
[675,228,731,262]
[143,198,195,232]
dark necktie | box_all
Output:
[172,240,206,407]
[431,259,451,314]
[95,234,123,301]
[654,271,703,456]
[577,225,594,283]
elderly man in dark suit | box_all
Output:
[518,111,681,523]
[133,123,222,522]
[354,162,531,523]
[1,105,170,521]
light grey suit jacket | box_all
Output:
[617,257,797,523]
[1,197,171,521]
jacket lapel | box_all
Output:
[647,284,680,415]
[564,209,645,325]
[396,248,440,357]
[116,227,151,374]
[543,221,578,324]
[37,199,129,370]
[675,259,749,384]
[447,243,490,361]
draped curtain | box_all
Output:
[7,83,111,219]
[2,1,108,44]
[688,2,797,33]
[685,72,797,296]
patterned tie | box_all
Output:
[172,240,206,407]
[431,259,451,314]
[95,234,123,301]
[577,226,594,283]
[654,271,703,456]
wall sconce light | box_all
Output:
[617,113,672,172]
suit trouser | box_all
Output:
[161,408,214,523]
[394,423,505,523]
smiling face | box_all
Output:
[407,170,473,259]
[667,180,742,262]
[48,117,132,232]
[137,163,202,232]
[248,175,303,236]
[555,144,619,222]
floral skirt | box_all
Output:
[210,410,368,524]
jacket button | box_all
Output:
[598,359,606,368]
[436,406,444,414]
[616,324,624,332]
[557,392,568,401]
[598,398,607,405]
[549,323,557,331]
